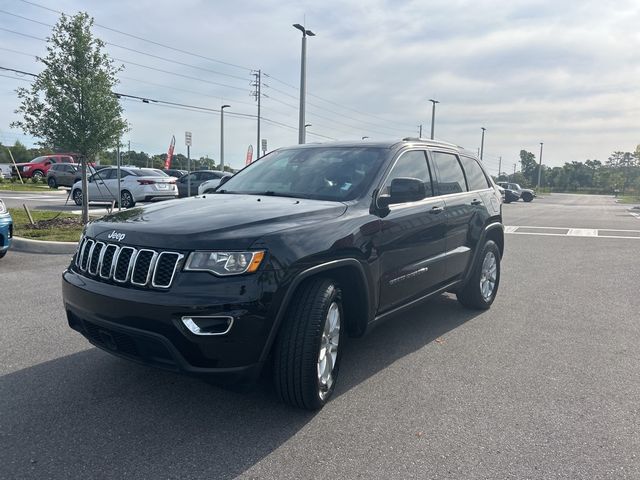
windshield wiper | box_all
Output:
[255,191,309,199]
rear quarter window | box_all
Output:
[459,156,490,191]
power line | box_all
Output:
[19,0,254,72]
[0,66,337,141]
[264,72,415,130]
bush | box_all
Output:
[31,176,39,184]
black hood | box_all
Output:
[86,194,347,250]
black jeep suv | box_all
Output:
[63,139,504,410]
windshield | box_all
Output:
[30,156,48,163]
[219,146,387,201]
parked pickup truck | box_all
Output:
[12,154,77,180]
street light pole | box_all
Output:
[220,104,230,173]
[429,99,439,139]
[480,127,486,160]
[537,142,544,189]
[293,23,315,144]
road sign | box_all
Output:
[261,139,267,152]
[185,131,192,147]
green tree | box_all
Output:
[519,150,537,186]
[11,12,127,222]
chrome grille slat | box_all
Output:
[100,245,119,279]
[152,252,183,288]
[131,249,157,286]
[80,239,94,271]
[88,242,104,275]
[75,237,181,289]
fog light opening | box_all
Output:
[181,316,234,336]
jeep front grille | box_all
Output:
[75,237,183,289]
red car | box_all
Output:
[11,154,77,180]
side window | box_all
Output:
[459,156,490,191]
[431,152,467,195]
[381,150,433,198]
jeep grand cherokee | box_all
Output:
[63,138,504,410]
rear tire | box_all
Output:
[120,190,136,208]
[48,177,58,189]
[273,278,343,410]
[0,250,6,259]
[522,193,533,202]
[72,189,83,206]
[457,240,501,310]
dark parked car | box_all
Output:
[497,184,520,203]
[163,168,188,179]
[176,170,228,197]
[47,163,81,188]
[63,139,504,410]
[497,182,535,202]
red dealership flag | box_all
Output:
[246,145,254,165]
[165,135,176,169]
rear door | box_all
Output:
[376,149,447,312]
[430,151,475,281]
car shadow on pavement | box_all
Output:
[1,294,479,479]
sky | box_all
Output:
[1,0,639,174]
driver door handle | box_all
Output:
[470,199,482,205]
[429,206,444,214]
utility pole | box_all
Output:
[419,124,423,137]
[293,23,315,144]
[220,105,230,173]
[81,155,89,223]
[252,70,262,158]
[537,142,544,189]
[480,127,486,160]
[512,163,516,180]
[185,131,192,196]
[429,99,439,139]
[498,156,502,179]
[117,142,122,211]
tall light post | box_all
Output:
[537,142,544,189]
[429,99,439,139]
[293,23,315,144]
[220,104,230,172]
[480,127,486,160]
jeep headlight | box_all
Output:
[184,251,265,276]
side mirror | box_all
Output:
[381,177,426,206]
[218,176,231,187]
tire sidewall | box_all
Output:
[48,177,57,188]
[72,189,82,206]
[475,241,501,308]
[121,190,134,208]
[311,283,344,408]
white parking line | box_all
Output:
[506,226,640,240]
[567,228,597,236]
[630,211,640,219]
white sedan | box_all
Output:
[71,167,178,208]
[197,172,232,195]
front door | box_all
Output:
[376,150,447,313]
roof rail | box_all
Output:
[401,137,463,149]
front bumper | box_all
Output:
[62,267,279,382]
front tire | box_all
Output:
[72,189,83,206]
[0,250,6,259]
[274,278,343,410]
[32,170,44,180]
[522,193,533,202]
[457,240,501,310]
[48,177,58,189]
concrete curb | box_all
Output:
[12,236,77,254]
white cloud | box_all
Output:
[0,0,638,172]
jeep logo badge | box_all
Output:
[107,230,126,242]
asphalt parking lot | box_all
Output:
[1,193,639,479]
